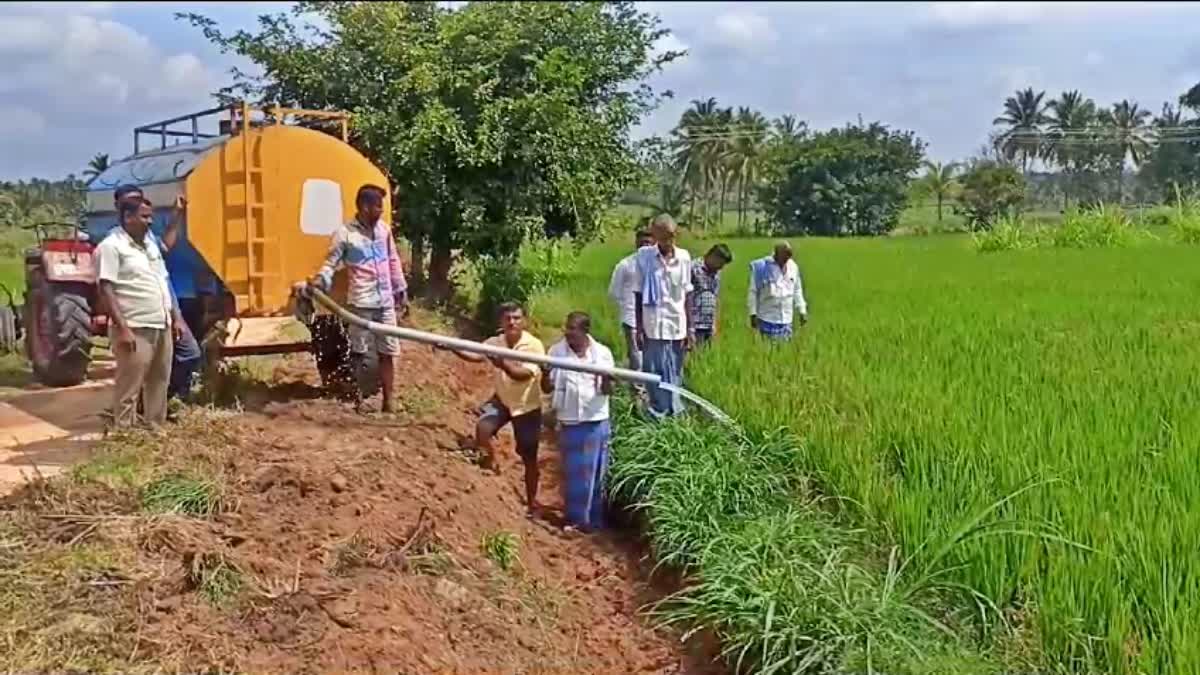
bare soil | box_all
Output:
[0,338,722,674]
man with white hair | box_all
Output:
[747,241,808,341]
[632,213,693,418]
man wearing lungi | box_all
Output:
[541,311,615,533]
[748,241,808,341]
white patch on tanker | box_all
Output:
[300,179,345,236]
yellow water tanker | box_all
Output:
[29,103,392,390]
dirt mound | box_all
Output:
[0,343,721,674]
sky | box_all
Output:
[2,1,1199,181]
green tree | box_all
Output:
[728,107,769,231]
[83,153,110,182]
[1044,90,1099,208]
[184,1,679,295]
[758,121,926,236]
[917,160,960,223]
[772,114,806,142]
[1101,100,1152,203]
[1139,102,1200,202]
[993,88,1048,174]
[957,162,1026,230]
[672,97,722,227]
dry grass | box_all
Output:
[0,408,244,672]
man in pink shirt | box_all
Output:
[310,184,408,413]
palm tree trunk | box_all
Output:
[936,194,943,223]
[717,174,727,231]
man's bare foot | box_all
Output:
[478,452,501,475]
[381,400,398,414]
[526,502,542,520]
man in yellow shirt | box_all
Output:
[442,302,546,516]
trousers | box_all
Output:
[112,327,173,428]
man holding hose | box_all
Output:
[309,184,408,413]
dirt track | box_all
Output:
[0,336,722,673]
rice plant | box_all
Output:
[531,232,1200,674]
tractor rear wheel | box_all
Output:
[25,272,93,387]
[309,315,379,400]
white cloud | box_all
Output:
[712,11,777,50]
[652,33,688,59]
[0,105,47,140]
[0,3,218,176]
[922,1,1185,30]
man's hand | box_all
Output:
[171,311,185,342]
[799,313,809,326]
[394,291,409,318]
[750,316,760,330]
[684,333,696,352]
[174,196,188,214]
[634,328,645,352]
[115,326,136,354]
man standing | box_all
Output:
[748,241,808,341]
[97,198,185,428]
[442,302,546,517]
[541,311,615,533]
[111,185,202,404]
[310,184,408,413]
[689,243,733,346]
[607,229,654,371]
[633,214,693,418]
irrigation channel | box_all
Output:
[306,287,736,425]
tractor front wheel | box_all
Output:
[24,272,93,387]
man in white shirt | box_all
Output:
[607,228,654,372]
[97,199,185,428]
[747,241,808,342]
[632,214,693,418]
[541,311,615,533]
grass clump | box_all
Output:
[972,215,1041,253]
[480,531,520,573]
[140,474,222,516]
[1051,205,1143,249]
[607,399,1007,673]
[187,552,243,607]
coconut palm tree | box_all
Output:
[918,161,960,223]
[83,153,110,181]
[1101,100,1152,203]
[993,88,1048,174]
[772,114,805,142]
[1045,90,1098,208]
[728,108,771,230]
[672,98,721,226]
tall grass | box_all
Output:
[532,233,1200,674]
[607,399,1007,673]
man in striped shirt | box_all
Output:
[310,184,408,413]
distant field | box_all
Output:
[531,233,1200,673]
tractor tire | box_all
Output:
[25,274,93,387]
[309,314,379,400]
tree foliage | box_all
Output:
[757,122,925,236]
[956,163,1026,230]
[915,160,960,223]
[182,1,680,290]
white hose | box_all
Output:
[307,287,663,387]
